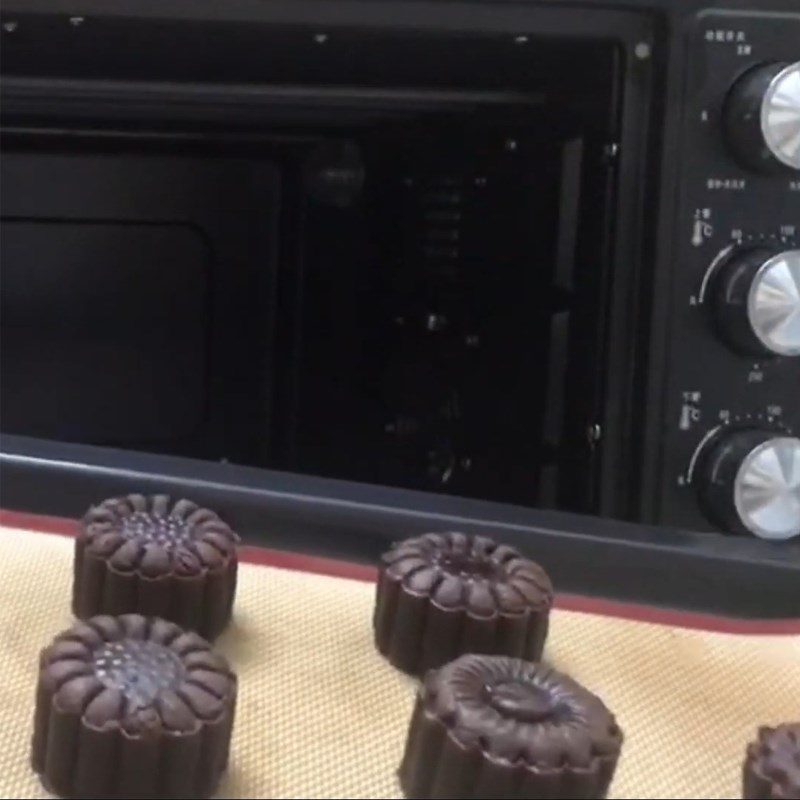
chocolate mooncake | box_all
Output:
[743,723,800,799]
[374,532,553,676]
[399,655,623,799]
[31,614,237,799]
[74,495,238,639]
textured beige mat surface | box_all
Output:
[0,526,798,799]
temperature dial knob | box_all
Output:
[699,430,800,540]
[712,248,800,357]
[722,61,800,172]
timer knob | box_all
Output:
[722,61,800,172]
[712,248,800,357]
[699,430,800,540]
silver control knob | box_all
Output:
[712,248,800,357]
[749,249,800,356]
[699,430,800,540]
[723,61,800,172]
[762,62,800,170]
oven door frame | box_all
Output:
[0,0,656,520]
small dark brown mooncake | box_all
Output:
[399,655,623,799]
[374,532,553,676]
[743,723,800,800]
[74,494,238,639]
[31,614,237,799]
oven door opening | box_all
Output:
[1,25,624,515]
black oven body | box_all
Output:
[0,0,798,614]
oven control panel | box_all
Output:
[657,10,800,539]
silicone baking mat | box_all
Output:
[1,522,798,799]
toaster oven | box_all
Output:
[1,0,798,616]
